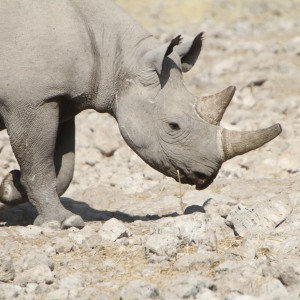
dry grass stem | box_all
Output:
[177,169,184,214]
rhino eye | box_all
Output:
[169,122,181,131]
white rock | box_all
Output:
[0,255,15,282]
[69,225,101,249]
[15,226,42,238]
[99,218,132,242]
[227,295,259,300]
[226,194,293,236]
[216,260,238,273]
[45,289,69,300]
[0,283,22,300]
[118,172,157,194]
[59,273,84,290]
[43,246,56,257]
[259,278,289,299]
[161,274,212,300]
[14,264,54,286]
[24,283,38,294]
[18,252,54,272]
[81,288,111,300]
[227,238,257,259]
[144,234,180,257]
[120,280,159,300]
[196,289,220,300]
[52,237,74,254]
[155,214,206,244]
[260,256,300,287]
[174,252,221,271]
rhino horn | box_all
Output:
[196,86,236,125]
[221,124,282,161]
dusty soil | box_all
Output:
[0,0,300,299]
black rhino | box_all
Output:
[0,0,281,228]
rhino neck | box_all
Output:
[103,33,158,117]
[72,0,158,115]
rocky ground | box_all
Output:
[1,0,300,299]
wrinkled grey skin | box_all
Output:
[117,53,222,189]
[0,0,281,228]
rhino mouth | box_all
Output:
[178,170,217,190]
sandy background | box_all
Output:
[0,0,300,299]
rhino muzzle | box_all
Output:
[178,168,219,190]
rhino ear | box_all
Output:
[174,32,204,72]
[142,35,182,74]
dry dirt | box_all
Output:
[0,0,300,299]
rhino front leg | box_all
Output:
[0,118,76,212]
[4,101,84,228]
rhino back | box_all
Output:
[0,0,95,103]
[0,0,152,113]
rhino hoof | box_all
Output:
[61,215,85,229]
[34,214,85,229]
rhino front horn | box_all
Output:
[221,124,282,161]
[196,86,236,125]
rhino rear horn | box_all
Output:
[221,124,282,161]
[196,86,236,125]
[174,32,204,72]
[142,35,182,74]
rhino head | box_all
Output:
[116,33,281,190]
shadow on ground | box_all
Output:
[0,197,205,227]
